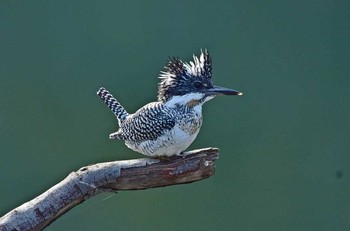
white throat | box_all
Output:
[165,93,206,107]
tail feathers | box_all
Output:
[97,87,128,125]
[109,131,124,140]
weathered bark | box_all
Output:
[0,148,219,231]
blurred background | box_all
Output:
[1,1,349,230]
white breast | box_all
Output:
[130,124,200,157]
[125,104,203,157]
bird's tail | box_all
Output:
[97,87,128,126]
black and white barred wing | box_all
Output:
[110,102,175,142]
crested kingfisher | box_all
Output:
[97,50,242,157]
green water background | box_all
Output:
[1,1,349,230]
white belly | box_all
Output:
[125,104,203,157]
[125,124,201,157]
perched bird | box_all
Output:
[97,50,242,157]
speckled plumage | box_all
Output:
[97,50,242,157]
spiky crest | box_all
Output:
[157,49,212,102]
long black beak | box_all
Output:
[206,85,243,96]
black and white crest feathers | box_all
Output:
[157,49,213,102]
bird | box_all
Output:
[97,50,242,157]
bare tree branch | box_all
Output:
[0,147,219,231]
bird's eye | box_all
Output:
[193,81,204,90]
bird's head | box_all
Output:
[157,50,242,106]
